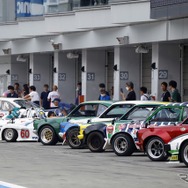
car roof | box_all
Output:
[0,97,25,102]
[80,100,113,106]
[111,101,168,105]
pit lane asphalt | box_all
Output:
[0,141,187,188]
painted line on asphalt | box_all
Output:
[0,181,26,188]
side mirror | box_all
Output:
[87,119,91,124]
[145,121,150,128]
[112,118,116,125]
[67,118,70,122]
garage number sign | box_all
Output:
[159,70,168,79]
[11,74,18,81]
[87,73,95,81]
[33,74,41,81]
[120,71,129,80]
[58,73,66,81]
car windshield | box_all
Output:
[120,105,159,121]
[99,104,134,118]
[68,103,108,118]
[150,107,182,122]
[14,100,39,109]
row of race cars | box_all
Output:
[0,98,188,167]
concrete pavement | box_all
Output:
[0,141,187,188]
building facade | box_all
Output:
[0,0,188,103]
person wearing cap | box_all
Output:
[52,98,75,116]
[120,81,136,101]
[98,83,110,101]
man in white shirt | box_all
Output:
[48,85,60,108]
[24,85,40,105]
[140,87,150,101]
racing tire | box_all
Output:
[3,129,18,142]
[146,137,168,161]
[180,141,188,167]
[66,127,84,149]
[112,134,135,156]
[39,125,58,145]
[87,132,105,152]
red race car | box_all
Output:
[136,118,188,161]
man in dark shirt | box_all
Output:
[40,84,50,109]
[161,82,171,102]
[169,80,181,102]
[120,82,136,101]
[7,85,18,98]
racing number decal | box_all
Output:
[21,130,30,139]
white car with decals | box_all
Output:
[165,133,188,166]
[0,108,45,142]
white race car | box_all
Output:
[165,133,188,167]
[0,118,38,142]
[0,98,40,118]
[0,108,45,142]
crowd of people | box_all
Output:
[97,80,181,102]
[2,80,181,117]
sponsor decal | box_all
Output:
[107,125,113,134]
[180,127,186,132]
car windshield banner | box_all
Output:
[16,0,44,18]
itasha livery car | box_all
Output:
[59,101,142,149]
[137,104,188,161]
[78,102,166,153]
[165,132,188,167]
[33,101,113,145]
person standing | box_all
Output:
[40,84,50,109]
[7,85,18,98]
[140,87,150,101]
[120,82,136,101]
[75,82,82,105]
[22,84,29,97]
[98,83,110,101]
[169,80,181,102]
[24,85,40,105]
[14,83,22,98]
[161,82,171,102]
[47,85,60,108]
